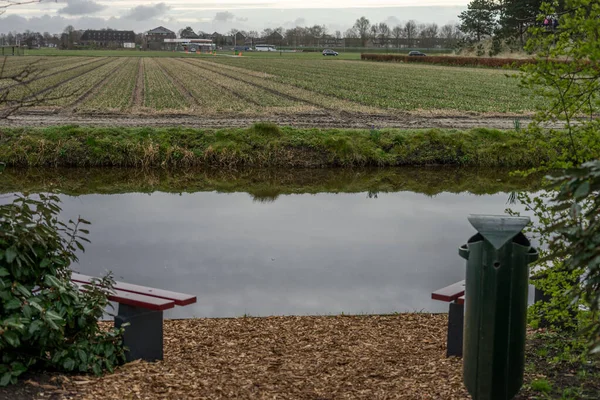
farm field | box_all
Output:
[1,55,541,127]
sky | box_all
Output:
[0,0,469,35]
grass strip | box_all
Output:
[1,123,597,168]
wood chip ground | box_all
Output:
[53,314,468,399]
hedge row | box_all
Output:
[360,54,537,69]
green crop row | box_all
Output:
[142,58,191,110]
[80,58,139,111]
[2,55,542,115]
[206,57,541,113]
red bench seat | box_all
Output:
[72,273,196,306]
[431,280,465,302]
[71,272,196,362]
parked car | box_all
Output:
[408,51,427,57]
[322,49,339,56]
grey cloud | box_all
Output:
[294,18,306,26]
[214,11,235,22]
[384,16,401,27]
[124,3,170,22]
[236,17,248,22]
[58,0,105,16]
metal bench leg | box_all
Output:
[446,301,464,358]
[114,304,164,362]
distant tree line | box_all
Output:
[178,18,463,49]
[458,0,567,50]
[1,16,464,50]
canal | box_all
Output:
[0,167,542,318]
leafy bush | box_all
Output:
[0,194,126,386]
[547,161,600,354]
[513,0,600,355]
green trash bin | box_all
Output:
[459,215,538,400]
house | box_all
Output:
[233,31,246,47]
[145,26,176,50]
[80,30,135,48]
[259,31,284,47]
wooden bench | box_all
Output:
[71,273,196,362]
[431,280,465,357]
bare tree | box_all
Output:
[378,23,390,48]
[392,25,403,49]
[370,25,379,45]
[0,0,40,16]
[353,17,371,47]
[404,20,418,48]
[1,1,77,119]
[247,30,258,47]
[419,23,439,48]
[345,28,358,38]
[0,57,76,118]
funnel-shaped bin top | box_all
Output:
[468,215,530,250]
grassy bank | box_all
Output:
[0,124,596,168]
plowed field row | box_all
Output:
[155,58,249,111]
[142,57,190,110]
[1,55,541,116]
[187,59,376,113]
[175,59,299,109]
[79,57,139,112]
[0,57,99,91]
[3,58,110,102]
[205,58,539,112]
[45,58,127,107]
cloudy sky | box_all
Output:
[1,0,469,35]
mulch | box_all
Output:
[23,314,469,399]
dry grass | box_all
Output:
[55,314,468,400]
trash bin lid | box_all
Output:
[468,215,530,250]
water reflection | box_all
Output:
[1,167,539,318]
[0,166,542,200]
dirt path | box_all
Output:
[132,58,145,108]
[0,112,541,129]
[10,315,469,400]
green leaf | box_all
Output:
[10,363,27,377]
[44,275,62,288]
[92,363,102,376]
[23,303,35,318]
[14,284,31,298]
[45,310,62,321]
[28,320,43,335]
[2,331,20,347]
[573,181,590,199]
[0,268,9,278]
[77,349,87,364]
[63,358,75,371]
[5,298,22,311]
[45,318,59,331]
[0,372,11,387]
[5,247,17,264]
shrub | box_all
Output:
[360,53,539,69]
[0,194,126,386]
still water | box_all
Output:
[1,168,540,318]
